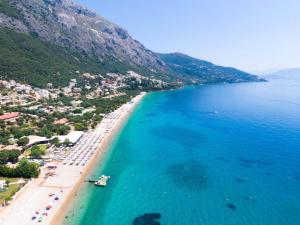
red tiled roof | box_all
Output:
[53,118,69,125]
[0,112,19,120]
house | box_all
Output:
[0,112,19,121]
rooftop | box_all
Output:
[53,118,69,125]
[54,131,84,144]
[0,112,19,120]
[27,136,49,146]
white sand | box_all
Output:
[0,93,145,225]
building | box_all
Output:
[0,180,6,190]
[73,87,82,93]
[53,118,69,125]
[26,136,49,148]
[0,112,19,121]
[46,83,53,89]
[35,88,50,99]
[54,131,84,146]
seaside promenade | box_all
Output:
[0,93,145,225]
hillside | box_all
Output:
[264,68,300,78]
[0,0,263,87]
[159,53,265,84]
[0,28,137,87]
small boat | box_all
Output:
[95,175,111,187]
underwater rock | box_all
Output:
[235,177,245,183]
[145,113,158,117]
[133,213,161,225]
[227,203,237,210]
[293,176,300,181]
[216,157,230,162]
[237,157,275,166]
[240,163,252,168]
[237,157,256,164]
[152,125,206,147]
[166,160,208,190]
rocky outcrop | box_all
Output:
[3,0,165,71]
[0,13,28,33]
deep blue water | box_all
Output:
[64,76,300,225]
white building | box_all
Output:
[27,136,49,147]
[35,88,50,99]
[0,180,6,190]
[54,131,84,146]
[46,83,53,89]
[15,84,32,94]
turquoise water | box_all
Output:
[64,76,300,225]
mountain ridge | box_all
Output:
[158,53,264,84]
[263,68,300,77]
[1,0,165,71]
[0,0,263,87]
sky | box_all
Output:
[75,0,300,72]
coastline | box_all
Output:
[52,92,146,225]
[0,92,146,225]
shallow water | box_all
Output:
[63,76,300,225]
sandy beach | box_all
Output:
[0,92,145,225]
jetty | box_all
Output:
[95,175,111,187]
[86,178,99,183]
[87,175,111,187]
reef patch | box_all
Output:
[133,213,162,225]
[227,203,237,211]
[166,160,208,190]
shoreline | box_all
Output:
[53,93,145,225]
[0,92,146,225]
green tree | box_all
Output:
[56,125,70,135]
[0,165,15,177]
[0,120,5,129]
[73,108,82,114]
[0,151,8,164]
[6,149,20,163]
[15,159,40,178]
[74,123,88,131]
[10,127,24,139]
[30,146,45,159]
[16,118,24,126]
[50,137,59,145]
[17,137,29,146]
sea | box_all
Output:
[63,74,300,225]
